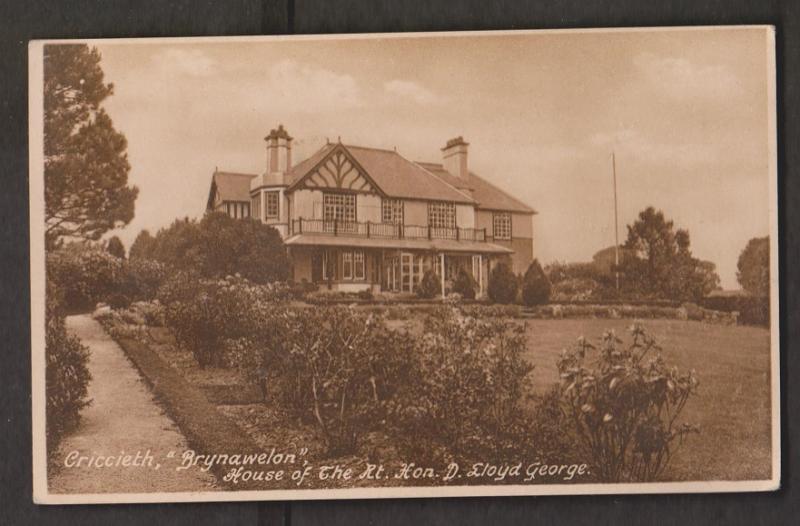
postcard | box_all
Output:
[30,26,779,504]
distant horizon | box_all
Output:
[92,28,773,288]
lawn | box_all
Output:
[519,318,773,482]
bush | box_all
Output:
[146,213,291,284]
[388,307,533,463]
[45,293,92,450]
[229,306,415,455]
[452,268,477,300]
[416,269,442,299]
[701,294,769,326]
[557,325,699,482]
[487,263,518,304]
[47,243,126,311]
[521,260,551,306]
[163,275,289,368]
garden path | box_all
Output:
[48,314,217,494]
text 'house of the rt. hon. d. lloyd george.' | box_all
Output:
[206,125,536,297]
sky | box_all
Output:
[93,28,773,289]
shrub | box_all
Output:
[521,260,551,306]
[45,294,92,450]
[230,306,415,455]
[127,258,166,300]
[357,288,374,301]
[452,268,477,300]
[487,263,518,304]
[147,213,291,284]
[416,269,442,299]
[388,307,533,463]
[557,325,699,482]
[701,294,769,326]
[106,236,126,259]
[163,276,289,368]
[47,243,126,311]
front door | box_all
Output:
[311,251,323,283]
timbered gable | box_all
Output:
[292,145,384,195]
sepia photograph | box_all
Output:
[29,27,779,504]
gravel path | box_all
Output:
[48,314,217,494]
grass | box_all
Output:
[519,318,772,482]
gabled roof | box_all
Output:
[206,170,256,210]
[287,144,475,204]
[416,162,536,214]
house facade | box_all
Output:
[206,125,536,297]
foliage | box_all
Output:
[736,236,769,297]
[47,243,166,311]
[44,44,138,249]
[144,213,291,284]
[129,229,157,260]
[619,207,720,302]
[45,289,91,450]
[452,268,477,300]
[557,325,699,482]
[416,269,442,299]
[487,263,518,304]
[106,236,126,259]
[388,307,533,463]
[226,305,414,455]
[47,242,126,311]
[702,294,769,326]
[521,259,551,306]
[163,275,288,368]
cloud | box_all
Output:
[633,52,745,102]
[152,48,217,77]
[383,79,444,105]
[264,59,363,112]
[590,127,711,166]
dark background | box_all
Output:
[1,1,797,524]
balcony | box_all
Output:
[290,218,487,242]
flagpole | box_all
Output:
[612,151,620,293]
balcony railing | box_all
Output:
[290,218,487,242]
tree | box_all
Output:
[737,236,769,297]
[145,213,290,284]
[106,236,125,259]
[487,263,518,304]
[619,207,720,302]
[44,44,138,249]
[129,229,156,260]
[521,259,551,306]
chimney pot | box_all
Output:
[441,136,469,180]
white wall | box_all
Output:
[404,201,427,226]
[292,189,323,219]
[456,204,476,229]
[357,194,382,223]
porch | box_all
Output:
[289,246,503,298]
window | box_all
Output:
[251,194,261,220]
[382,199,404,224]
[323,193,356,223]
[354,251,365,280]
[342,251,353,280]
[265,192,279,219]
[493,212,512,240]
[427,202,456,229]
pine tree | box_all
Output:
[44,44,138,249]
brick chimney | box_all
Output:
[265,124,293,182]
[441,136,469,180]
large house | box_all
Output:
[206,125,536,297]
